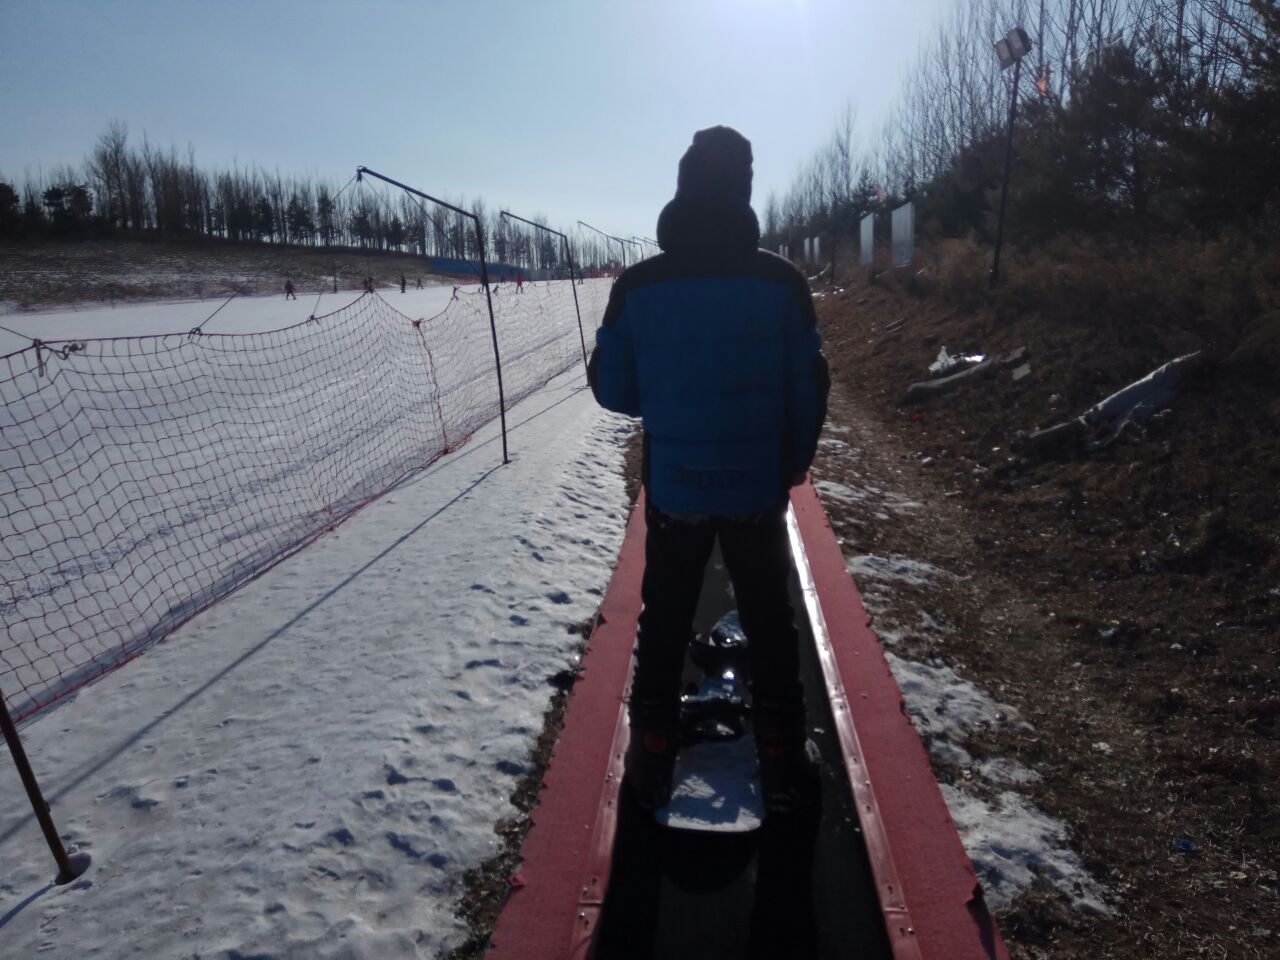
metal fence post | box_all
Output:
[500,210,589,373]
[357,166,510,465]
[1,686,90,884]
[565,237,588,371]
[474,216,510,465]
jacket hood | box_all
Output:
[655,196,761,261]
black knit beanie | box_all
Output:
[675,126,753,205]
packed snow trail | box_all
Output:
[0,366,631,959]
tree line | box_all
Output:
[763,0,1278,257]
[0,120,623,273]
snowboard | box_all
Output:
[654,669,764,833]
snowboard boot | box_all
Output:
[753,688,821,816]
[624,697,679,811]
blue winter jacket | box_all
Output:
[588,200,828,517]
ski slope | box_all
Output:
[0,283,463,347]
[1,281,609,722]
[0,355,631,958]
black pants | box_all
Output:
[633,501,801,717]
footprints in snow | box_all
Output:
[96,781,179,812]
[386,832,448,868]
[515,535,546,563]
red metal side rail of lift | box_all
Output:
[488,484,1008,959]
[788,481,1008,959]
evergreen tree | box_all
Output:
[253,196,275,242]
[0,182,20,237]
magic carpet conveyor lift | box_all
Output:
[486,482,1008,960]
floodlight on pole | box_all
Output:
[990,26,1034,289]
[1006,27,1032,61]
[994,38,1015,69]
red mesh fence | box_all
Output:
[1,278,612,724]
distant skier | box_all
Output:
[400,273,407,294]
[363,275,373,294]
[516,274,524,293]
[588,126,829,813]
[415,276,423,289]
[284,280,296,300]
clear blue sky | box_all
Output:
[1,0,952,241]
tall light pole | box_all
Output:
[990,27,1033,289]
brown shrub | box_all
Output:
[1226,310,1280,384]
[931,236,990,310]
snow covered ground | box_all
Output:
[0,363,632,958]
[839,513,1108,915]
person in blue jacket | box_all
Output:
[588,126,829,812]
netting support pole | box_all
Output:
[564,237,588,372]
[578,220,629,277]
[500,210,588,373]
[357,166,509,464]
[1,686,90,885]
[475,218,510,465]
